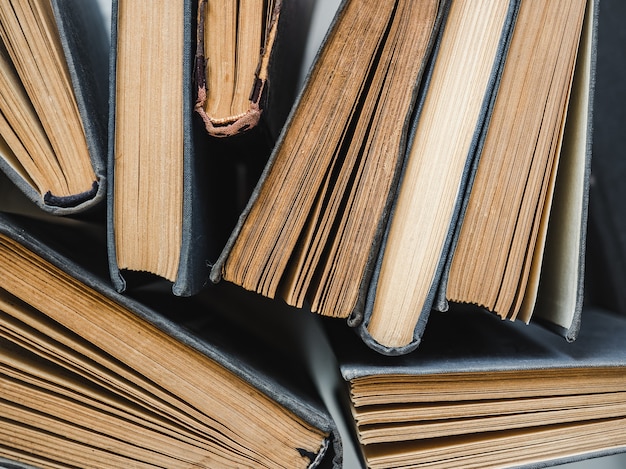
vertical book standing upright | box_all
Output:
[107,0,210,296]
[328,306,626,469]
[0,212,341,468]
[194,0,315,140]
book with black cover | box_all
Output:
[0,0,108,215]
[0,211,341,468]
[328,306,626,469]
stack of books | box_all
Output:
[0,0,625,468]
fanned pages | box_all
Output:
[520,0,596,338]
[212,0,447,320]
[0,0,108,214]
[0,212,340,468]
[442,0,590,327]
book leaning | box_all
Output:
[211,0,597,354]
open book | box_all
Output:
[0,0,108,214]
[0,212,340,468]
[211,0,597,354]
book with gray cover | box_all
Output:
[0,211,341,468]
[0,0,108,215]
[329,305,626,469]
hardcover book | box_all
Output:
[328,306,626,469]
[0,0,108,214]
[107,0,210,297]
[0,211,341,468]
[194,0,315,140]
[108,0,314,297]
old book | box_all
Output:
[438,0,594,331]
[0,211,340,468]
[328,306,626,469]
[211,0,448,321]
[0,0,108,214]
[194,0,315,139]
[192,0,317,294]
[363,0,596,353]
